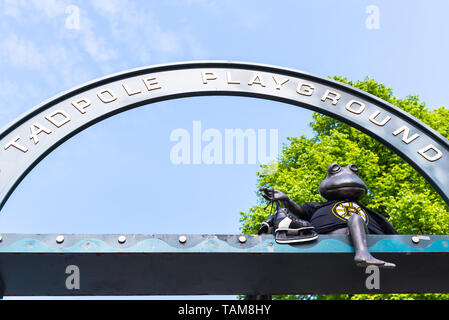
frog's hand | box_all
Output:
[259,188,289,202]
[259,187,274,202]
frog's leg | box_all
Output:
[347,214,396,269]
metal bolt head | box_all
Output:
[238,236,247,243]
[178,235,187,244]
[118,235,126,244]
[56,235,64,244]
[412,236,420,244]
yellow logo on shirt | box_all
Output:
[332,201,369,225]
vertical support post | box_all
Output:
[0,276,4,299]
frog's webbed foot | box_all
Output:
[354,254,396,269]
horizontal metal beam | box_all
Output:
[0,234,448,296]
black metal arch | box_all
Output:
[0,61,448,212]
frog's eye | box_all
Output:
[330,164,341,173]
[349,164,359,173]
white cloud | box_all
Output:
[1,0,67,19]
[0,34,45,69]
[42,43,91,88]
[1,0,207,66]
[0,79,19,97]
[77,15,118,62]
[0,79,41,125]
[88,0,204,62]
[2,0,21,18]
[0,0,207,105]
[0,32,92,106]
[89,0,127,16]
[1,0,118,64]
[29,0,67,18]
[0,0,205,127]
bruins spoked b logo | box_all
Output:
[332,201,369,225]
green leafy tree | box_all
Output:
[239,77,449,300]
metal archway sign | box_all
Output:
[1,61,448,211]
[2,61,449,297]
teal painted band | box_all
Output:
[0,234,448,254]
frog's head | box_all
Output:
[319,163,367,201]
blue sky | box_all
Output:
[0,0,448,299]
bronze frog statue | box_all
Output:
[259,163,397,269]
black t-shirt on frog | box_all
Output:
[299,200,398,235]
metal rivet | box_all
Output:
[179,235,187,244]
[56,235,64,244]
[412,236,420,244]
[118,235,126,244]
[238,236,247,243]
